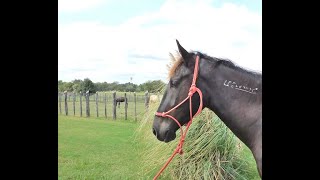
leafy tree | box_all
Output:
[108,81,119,91]
[58,79,164,93]
[64,82,74,92]
[71,79,82,93]
[80,78,96,93]
[138,80,165,93]
[58,80,65,92]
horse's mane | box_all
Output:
[167,51,261,79]
[199,52,262,78]
[167,51,183,79]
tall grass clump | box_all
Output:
[134,90,259,180]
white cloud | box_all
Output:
[58,0,262,84]
[58,0,106,13]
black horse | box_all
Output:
[152,40,262,178]
[115,97,127,108]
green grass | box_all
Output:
[136,103,261,180]
[58,115,144,179]
[239,145,260,180]
[59,106,260,179]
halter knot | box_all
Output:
[178,148,183,155]
[188,85,197,96]
[155,112,166,117]
[175,146,183,155]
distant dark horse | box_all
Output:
[152,40,262,178]
[115,97,127,108]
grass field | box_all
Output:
[58,115,145,179]
[58,111,260,179]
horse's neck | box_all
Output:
[200,65,262,148]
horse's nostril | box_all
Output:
[152,128,157,136]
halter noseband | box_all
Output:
[153,53,203,180]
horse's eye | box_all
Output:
[169,79,175,88]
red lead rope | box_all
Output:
[153,55,203,180]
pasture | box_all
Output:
[58,115,144,179]
[58,107,260,179]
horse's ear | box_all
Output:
[176,39,192,65]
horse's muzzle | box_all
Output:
[152,122,176,143]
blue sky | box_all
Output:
[58,0,261,84]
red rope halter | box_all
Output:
[153,54,203,180]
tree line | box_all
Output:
[58,78,166,93]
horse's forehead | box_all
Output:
[175,65,190,77]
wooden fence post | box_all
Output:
[113,91,116,120]
[96,92,99,117]
[134,92,137,121]
[145,91,149,110]
[86,91,90,117]
[73,92,76,116]
[124,93,128,120]
[80,91,82,117]
[59,92,62,114]
[64,91,68,116]
[104,93,107,119]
